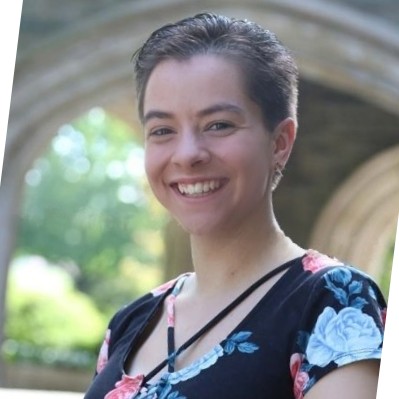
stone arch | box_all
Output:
[6,0,399,168]
[310,145,399,280]
[2,0,399,369]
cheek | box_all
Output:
[144,147,168,192]
[239,148,274,190]
[226,140,271,175]
[144,149,159,187]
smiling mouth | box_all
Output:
[176,180,223,196]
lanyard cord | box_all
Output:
[143,257,297,383]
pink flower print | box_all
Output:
[290,353,309,399]
[381,308,387,327]
[166,294,176,327]
[96,329,111,374]
[151,278,178,297]
[302,249,343,274]
[151,273,192,297]
[105,373,144,399]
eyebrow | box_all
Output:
[197,103,244,118]
[143,103,244,124]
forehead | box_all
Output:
[143,55,249,110]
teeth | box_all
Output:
[177,180,221,196]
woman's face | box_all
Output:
[142,54,282,236]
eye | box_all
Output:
[147,127,174,138]
[207,121,235,133]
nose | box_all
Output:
[171,130,211,168]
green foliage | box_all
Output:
[6,257,105,349]
[5,108,167,368]
[2,340,96,370]
[15,108,166,314]
[4,256,105,369]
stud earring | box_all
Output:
[271,163,284,191]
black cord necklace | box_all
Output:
[142,257,297,384]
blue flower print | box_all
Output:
[324,268,368,309]
[158,383,186,399]
[224,331,259,355]
[306,306,383,367]
[137,331,259,398]
[168,345,224,384]
[167,331,258,385]
[136,379,186,399]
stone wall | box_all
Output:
[3,363,91,392]
[275,80,399,247]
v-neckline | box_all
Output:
[166,274,190,372]
[158,256,301,377]
[122,255,302,387]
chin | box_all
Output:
[174,217,217,236]
[177,224,209,236]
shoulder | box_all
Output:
[289,250,386,397]
[108,273,191,338]
[285,249,387,340]
[298,250,385,298]
[94,274,189,375]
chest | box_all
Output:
[95,298,298,399]
[125,285,272,381]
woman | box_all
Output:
[84,12,386,399]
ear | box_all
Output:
[272,117,297,167]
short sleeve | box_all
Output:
[290,264,386,398]
[95,328,111,375]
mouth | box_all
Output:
[174,179,224,197]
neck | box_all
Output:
[188,214,304,298]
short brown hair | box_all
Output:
[132,12,298,131]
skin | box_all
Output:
[133,54,381,398]
[305,360,380,399]
[144,57,281,238]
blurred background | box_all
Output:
[1,0,398,395]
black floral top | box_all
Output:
[84,250,386,399]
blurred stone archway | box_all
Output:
[310,145,399,279]
[1,1,399,384]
